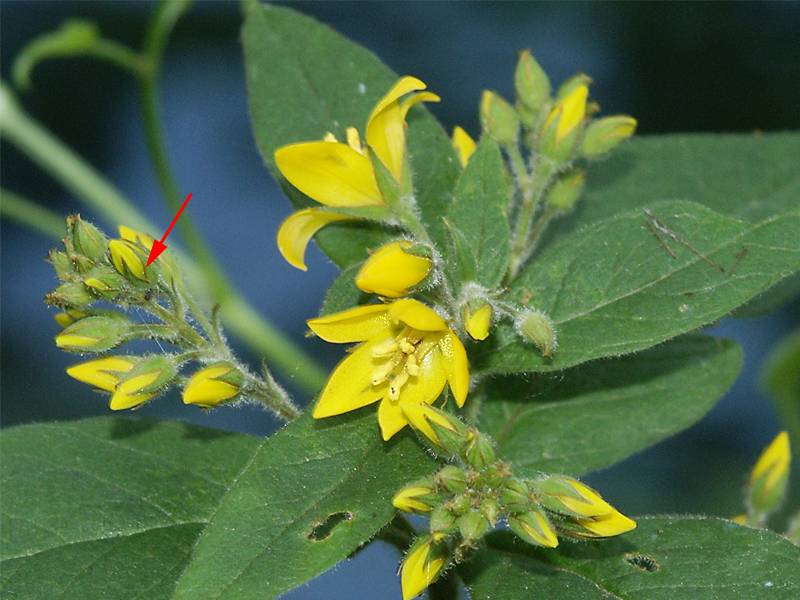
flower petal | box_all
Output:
[398,344,447,408]
[452,126,477,167]
[312,335,389,418]
[276,208,350,271]
[355,241,432,298]
[274,141,383,207]
[389,299,447,332]
[438,331,469,407]
[307,304,391,343]
[378,398,409,441]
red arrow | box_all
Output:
[146,192,193,268]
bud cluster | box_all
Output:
[393,405,635,598]
[45,216,291,416]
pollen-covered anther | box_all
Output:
[371,339,399,358]
[389,371,410,401]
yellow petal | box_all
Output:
[109,390,155,411]
[312,335,390,418]
[438,331,469,407]
[366,76,433,181]
[306,304,391,343]
[274,141,383,207]
[378,398,410,441]
[55,334,98,349]
[751,431,791,493]
[393,486,435,513]
[402,403,456,445]
[465,304,492,341]
[452,126,477,167]
[183,365,240,408]
[118,225,154,248]
[276,208,350,271]
[109,372,159,410]
[389,299,447,332]
[66,356,136,392]
[355,241,432,298]
[576,510,637,537]
[556,84,588,142]
[108,239,146,280]
[401,539,445,600]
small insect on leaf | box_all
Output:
[625,553,660,573]
[307,511,355,541]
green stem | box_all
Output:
[86,39,148,76]
[1,188,65,238]
[0,84,327,394]
[250,368,300,421]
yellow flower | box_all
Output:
[401,536,446,600]
[402,403,461,446]
[108,239,147,281]
[110,373,158,410]
[355,241,432,298]
[749,431,791,513]
[274,76,439,271]
[307,299,469,441]
[541,83,588,159]
[392,480,437,513]
[451,126,476,167]
[508,508,559,548]
[183,362,242,408]
[66,356,136,392]
[118,225,154,248]
[464,303,492,341]
[534,475,614,517]
[571,509,637,538]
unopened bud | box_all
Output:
[514,50,551,127]
[182,362,243,408]
[429,505,457,537]
[451,126,477,167]
[463,302,493,342]
[435,465,468,494]
[540,82,588,161]
[480,497,501,526]
[83,268,127,299]
[515,309,557,357]
[55,314,130,352]
[748,431,791,516]
[53,309,87,328]
[559,508,636,539]
[392,478,438,514]
[108,239,147,281]
[48,250,74,281]
[481,461,511,488]
[68,215,107,261]
[531,475,614,518]
[458,509,490,542]
[355,241,432,298]
[480,90,520,145]
[66,355,137,392]
[464,429,496,470]
[581,116,637,157]
[501,478,532,514]
[546,169,585,213]
[46,281,93,308]
[401,536,447,600]
[556,73,592,101]
[110,355,176,410]
[509,507,559,548]
[402,403,467,453]
[446,494,471,516]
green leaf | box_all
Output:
[2,415,435,599]
[479,336,741,476]
[171,411,434,599]
[446,138,511,289]
[463,517,800,599]
[763,329,800,441]
[243,4,457,268]
[0,417,259,599]
[476,201,800,375]
[320,264,365,316]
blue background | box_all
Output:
[2,2,799,598]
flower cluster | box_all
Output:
[46,216,293,417]
[390,405,635,599]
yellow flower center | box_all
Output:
[371,328,432,401]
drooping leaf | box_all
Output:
[763,329,800,441]
[1,414,435,599]
[243,3,457,269]
[171,411,434,599]
[445,138,511,290]
[463,517,800,599]
[479,336,741,476]
[476,201,800,375]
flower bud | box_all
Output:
[392,479,438,514]
[451,126,477,167]
[560,508,636,539]
[481,461,511,488]
[68,215,107,262]
[464,429,496,470]
[355,241,432,298]
[747,431,791,516]
[546,169,585,213]
[514,50,551,127]
[401,536,447,600]
[581,116,637,157]
[508,507,559,548]
[83,268,127,299]
[446,494,471,516]
[108,239,147,281]
[48,250,75,281]
[66,355,137,392]
[53,309,87,328]
[55,314,130,352]
[458,509,490,542]
[480,497,501,526]
[182,362,243,408]
[118,225,155,248]
[110,355,176,410]
[555,73,591,101]
[501,478,533,514]
[402,403,467,452]
[429,505,457,537]
[531,475,614,518]
[480,90,520,145]
[434,465,468,494]
[515,309,557,357]
[540,83,588,162]
[46,281,93,308]
[463,303,493,342]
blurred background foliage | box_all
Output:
[2,2,799,597]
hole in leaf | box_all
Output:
[307,511,354,541]
[625,553,660,573]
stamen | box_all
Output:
[371,360,396,386]
[405,354,420,376]
[399,340,416,354]
[372,339,399,358]
[389,371,409,401]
